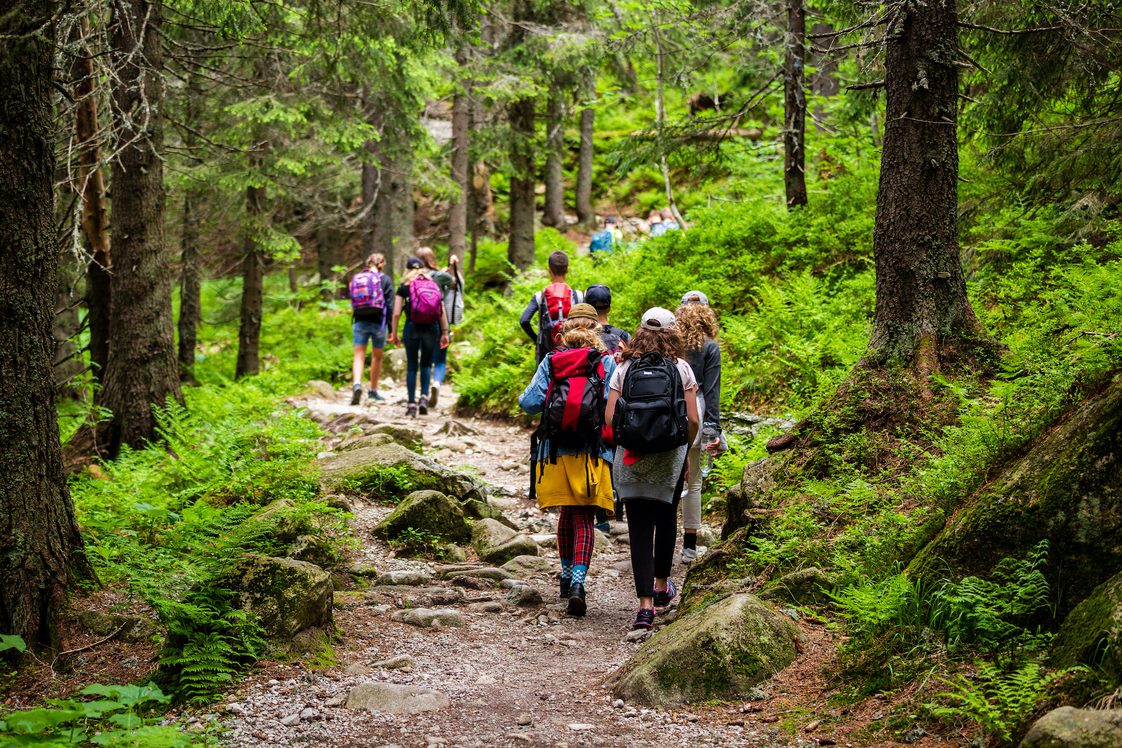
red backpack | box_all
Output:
[408,274,443,325]
[537,282,574,352]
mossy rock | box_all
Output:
[1019,706,1122,748]
[1052,570,1122,680]
[910,376,1122,618]
[471,518,517,555]
[373,490,471,544]
[759,567,837,607]
[608,593,800,707]
[369,424,424,452]
[318,441,486,504]
[224,554,333,646]
[462,498,516,528]
[723,458,778,540]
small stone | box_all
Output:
[612,699,625,709]
[225,703,247,716]
[372,654,414,670]
[505,585,544,607]
[280,714,300,727]
[391,607,464,628]
[299,707,318,721]
[468,601,505,613]
[516,713,533,726]
[625,628,651,643]
[324,695,346,707]
[567,723,594,731]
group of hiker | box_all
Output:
[348,247,464,416]
[589,209,681,256]
[518,250,725,632]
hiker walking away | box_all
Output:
[519,304,616,617]
[605,308,699,631]
[389,256,449,417]
[349,253,395,405]
[585,284,630,354]
[585,283,630,530]
[677,291,725,563]
[416,247,460,408]
[520,250,583,364]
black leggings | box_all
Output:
[625,496,679,599]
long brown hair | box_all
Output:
[559,317,605,351]
[620,326,684,362]
[676,303,719,352]
[416,246,440,271]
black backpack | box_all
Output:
[612,352,690,453]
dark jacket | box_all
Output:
[519,286,584,363]
[686,337,721,430]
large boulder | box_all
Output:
[225,554,332,645]
[471,518,517,554]
[480,537,540,565]
[373,490,472,544]
[1051,570,1122,680]
[1019,707,1122,748]
[608,593,800,707]
[722,458,778,540]
[910,377,1122,618]
[319,441,486,504]
[345,683,448,715]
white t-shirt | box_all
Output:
[610,357,698,393]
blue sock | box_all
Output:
[560,561,573,580]
[571,565,588,585]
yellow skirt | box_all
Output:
[534,454,614,515]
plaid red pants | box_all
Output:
[557,506,597,566]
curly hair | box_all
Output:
[676,302,719,352]
[620,326,684,361]
[560,317,606,351]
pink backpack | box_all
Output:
[408,274,443,324]
[349,270,384,311]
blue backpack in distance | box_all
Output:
[589,230,614,253]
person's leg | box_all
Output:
[403,330,420,405]
[369,348,384,392]
[351,323,370,405]
[556,506,574,596]
[352,344,367,385]
[682,441,703,558]
[653,496,680,598]
[625,499,656,606]
[417,327,437,399]
[569,507,597,586]
[432,342,447,386]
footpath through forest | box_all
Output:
[216,372,923,748]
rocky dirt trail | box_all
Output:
[216,374,926,748]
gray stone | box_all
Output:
[345,683,449,715]
[438,566,513,582]
[371,655,414,670]
[280,714,301,727]
[505,585,544,607]
[223,555,332,647]
[369,424,424,451]
[77,611,162,644]
[1052,570,1122,681]
[1019,707,1122,748]
[471,518,517,556]
[318,441,486,504]
[373,490,472,544]
[501,555,552,577]
[530,533,557,549]
[608,593,800,707]
[391,607,464,628]
[306,380,337,399]
[376,570,434,587]
[480,536,540,566]
[468,601,505,613]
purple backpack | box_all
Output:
[349,270,385,311]
[408,274,443,324]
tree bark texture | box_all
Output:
[101,0,182,452]
[177,190,200,381]
[71,17,111,383]
[315,223,341,300]
[783,0,808,208]
[372,145,413,276]
[507,97,536,270]
[235,181,265,379]
[0,0,91,653]
[867,0,982,371]
[448,49,470,263]
[575,106,595,228]
[541,89,566,228]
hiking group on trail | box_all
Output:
[347,244,725,633]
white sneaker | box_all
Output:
[681,547,697,564]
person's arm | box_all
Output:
[519,295,539,343]
[685,384,700,446]
[702,340,721,431]
[389,295,404,345]
[605,389,620,426]
[518,357,552,415]
[439,306,450,350]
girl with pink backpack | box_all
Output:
[389,256,450,417]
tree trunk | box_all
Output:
[507,97,536,270]
[783,0,808,208]
[315,223,341,300]
[867,0,983,371]
[100,0,182,452]
[71,17,111,383]
[541,88,566,229]
[176,190,200,382]
[372,145,413,276]
[575,105,595,228]
[650,9,686,230]
[448,48,470,264]
[0,0,91,654]
[235,180,265,379]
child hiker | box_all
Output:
[416,247,460,408]
[389,256,450,417]
[605,308,699,631]
[520,250,583,364]
[518,304,616,617]
[348,253,394,405]
[677,291,725,563]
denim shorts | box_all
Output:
[353,320,386,348]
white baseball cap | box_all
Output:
[681,290,709,306]
[640,307,678,331]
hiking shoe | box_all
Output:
[429,384,440,408]
[418,395,429,415]
[406,403,418,418]
[368,389,386,402]
[631,608,655,631]
[594,520,611,535]
[566,583,587,617]
[681,547,698,564]
[350,383,362,405]
[559,578,571,600]
[653,579,678,609]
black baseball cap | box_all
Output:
[585,284,612,310]
[406,256,424,269]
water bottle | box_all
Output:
[700,423,719,479]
